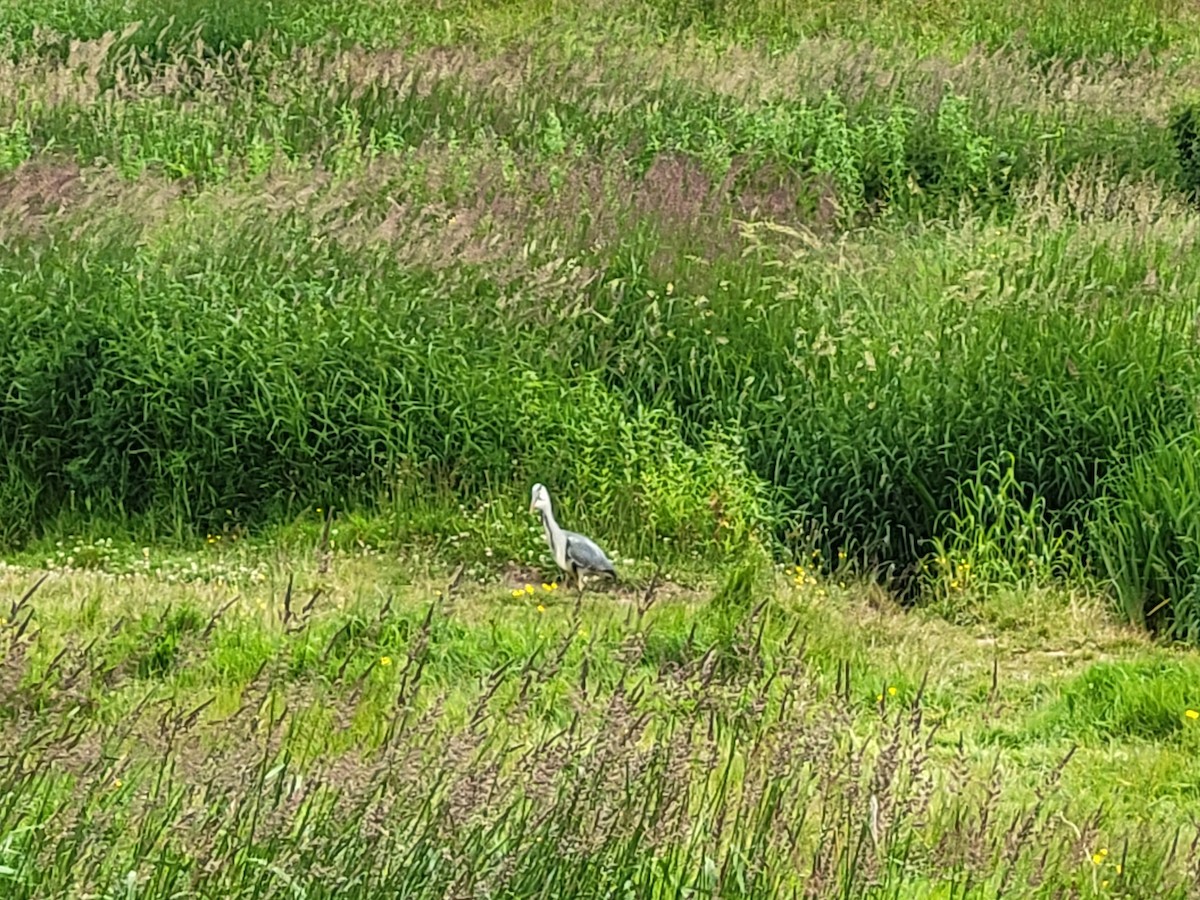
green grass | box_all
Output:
[4,0,1200,893]
[2,0,1199,60]
[0,0,1199,630]
[3,164,1198,618]
[1035,658,1200,743]
[2,553,1199,897]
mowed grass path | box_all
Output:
[3,549,1200,897]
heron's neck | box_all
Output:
[540,508,566,559]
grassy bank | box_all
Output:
[4,125,1200,633]
[3,553,1200,897]
[4,1,1200,893]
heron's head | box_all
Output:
[529,483,550,514]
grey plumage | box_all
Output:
[529,483,617,591]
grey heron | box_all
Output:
[529,483,617,592]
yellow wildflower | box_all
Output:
[888,686,897,697]
[379,656,392,667]
[1186,709,1199,720]
[1092,849,1108,865]
[511,589,523,598]
[1101,881,1109,889]
[524,584,535,595]
[876,693,884,702]
[112,778,123,789]
[537,604,546,614]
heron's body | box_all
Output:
[530,483,617,591]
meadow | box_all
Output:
[3,0,1200,896]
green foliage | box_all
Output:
[0,30,1181,214]
[0,119,31,173]
[632,0,1196,60]
[927,453,1079,598]
[1033,658,1200,743]
[1089,432,1200,642]
[0,0,404,57]
[626,220,1199,576]
[2,0,1200,641]
[7,564,1200,900]
[130,603,206,678]
[6,575,1200,898]
[0,212,776,564]
[5,0,1196,60]
[1171,103,1200,202]
[3,171,1200,610]
[7,0,1200,891]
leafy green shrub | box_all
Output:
[378,382,777,567]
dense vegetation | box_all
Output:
[3,1,1200,632]
[4,2,1200,894]
[4,554,1200,899]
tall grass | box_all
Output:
[3,570,1199,898]
[6,2,1200,896]
[3,0,1199,59]
[2,4,1200,636]
[0,31,1192,207]
[635,0,1200,61]
[1089,431,1200,642]
[4,151,1200,614]
[0,216,772,563]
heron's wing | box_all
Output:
[564,531,616,575]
